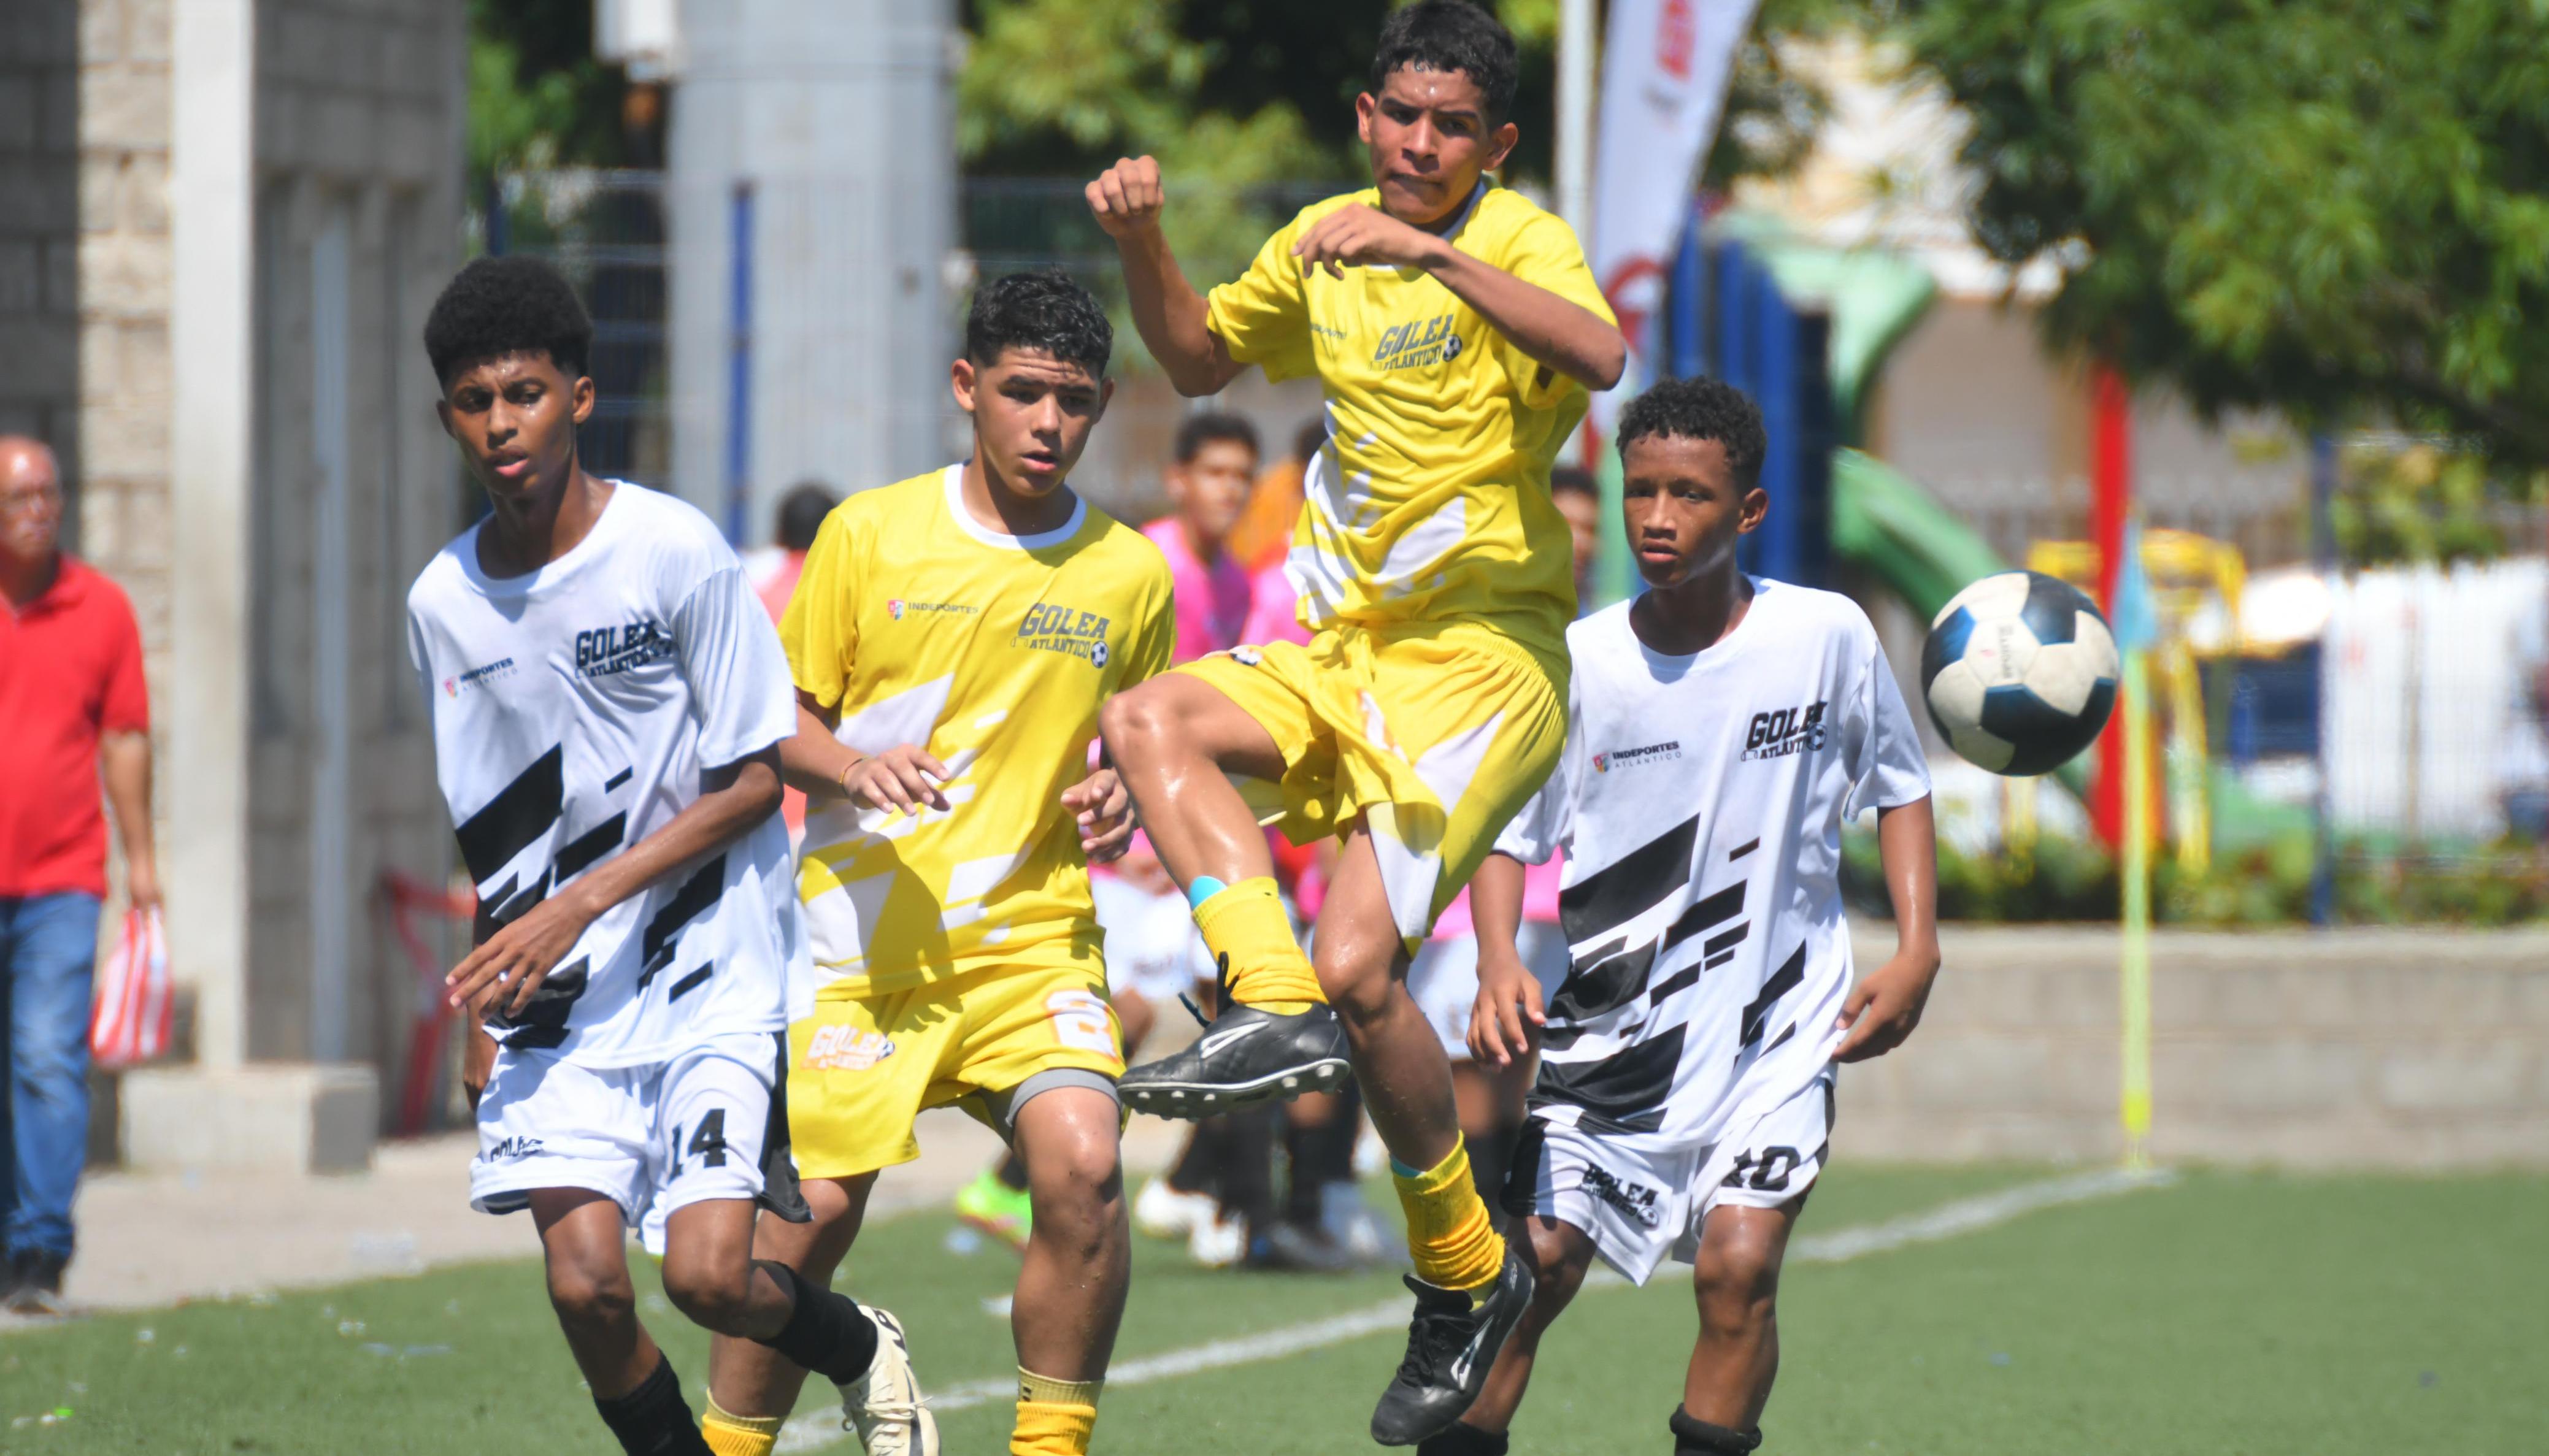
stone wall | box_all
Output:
[75,0,173,762]
[1835,925,2549,1170]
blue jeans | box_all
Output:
[0,892,99,1262]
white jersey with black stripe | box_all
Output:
[406,481,799,1068]
[1493,581,1930,1153]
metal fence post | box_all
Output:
[723,183,755,546]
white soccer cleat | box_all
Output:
[1132,1175,1218,1241]
[839,1305,939,1456]
[1186,1207,1248,1268]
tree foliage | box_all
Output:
[466,0,629,193]
[959,0,1834,188]
[1888,0,2549,464]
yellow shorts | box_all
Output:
[1178,623,1568,952]
[786,953,1125,1181]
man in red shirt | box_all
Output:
[0,436,157,1314]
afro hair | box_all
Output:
[422,256,594,388]
[1616,377,1767,490]
[965,269,1113,378]
[1372,1,1518,123]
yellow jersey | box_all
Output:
[1205,182,1615,667]
[779,467,1176,1002]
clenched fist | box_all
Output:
[1086,156,1166,241]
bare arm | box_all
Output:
[99,728,160,911]
[1086,156,1249,397]
[1466,853,1544,1068]
[1291,204,1626,391]
[445,746,784,1017]
[779,690,952,814]
[1834,796,1942,1062]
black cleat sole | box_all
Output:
[1118,1057,1353,1119]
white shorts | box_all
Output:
[1505,1063,1836,1285]
[471,1030,807,1254]
[1092,873,1215,1004]
[1405,922,1571,1062]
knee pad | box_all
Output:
[1669,1408,1762,1455]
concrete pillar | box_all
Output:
[167,0,255,1071]
[668,0,957,537]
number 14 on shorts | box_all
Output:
[671,1108,729,1171]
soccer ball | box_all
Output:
[1920,571,2119,776]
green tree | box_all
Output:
[960,0,1833,187]
[466,0,629,194]
[1888,0,2549,464]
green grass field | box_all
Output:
[4,1165,2541,1454]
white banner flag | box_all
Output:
[1587,0,1761,435]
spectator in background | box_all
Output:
[745,479,839,623]
[745,480,839,840]
[1550,464,1601,609]
[0,437,156,1315]
[1226,416,1328,573]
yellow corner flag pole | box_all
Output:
[2118,645,2155,1171]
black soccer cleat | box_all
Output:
[1369,1243,1536,1446]
[1117,1000,1352,1118]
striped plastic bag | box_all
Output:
[91,906,172,1069]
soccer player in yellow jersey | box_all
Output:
[701,272,1174,1456]
[1085,1,1626,1445]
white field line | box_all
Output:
[776,1165,2176,1452]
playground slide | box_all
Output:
[1828,445,2010,623]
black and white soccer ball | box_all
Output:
[1920,571,2119,776]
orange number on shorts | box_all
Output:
[1045,990,1118,1057]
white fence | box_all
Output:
[2323,557,2549,840]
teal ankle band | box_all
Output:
[1185,876,1229,909]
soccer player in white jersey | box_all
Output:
[406,258,931,1456]
[1450,377,1941,1456]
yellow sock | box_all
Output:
[1012,1367,1102,1455]
[701,1395,783,1456]
[1393,1136,1507,1294]
[1193,876,1323,1014]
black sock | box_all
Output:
[1418,1421,1510,1456]
[1469,1118,1520,1211]
[996,1150,1030,1190]
[593,1354,714,1456]
[1220,1104,1282,1235]
[1169,1117,1226,1197]
[1669,1407,1763,1454]
[752,1259,880,1385]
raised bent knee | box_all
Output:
[1098,683,1177,765]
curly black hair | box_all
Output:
[1172,411,1259,465]
[1372,1,1518,124]
[422,256,594,388]
[1616,377,1767,489]
[965,270,1113,377]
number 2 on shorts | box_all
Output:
[1045,989,1118,1057]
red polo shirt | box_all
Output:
[0,556,148,898]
